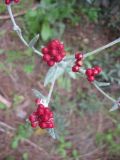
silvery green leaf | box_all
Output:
[86,0,92,3]
[29,34,39,48]
[44,66,57,86]
[67,71,76,79]
[109,104,119,112]
[101,72,109,80]
[47,128,59,139]
[64,55,74,62]
[95,81,110,87]
[44,66,64,86]
[65,68,76,79]
[32,89,45,99]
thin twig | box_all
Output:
[84,37,120,58]
[23,139,48,155]
[0,5,38,20]
[79,145,105,158]
[47,67,58,104]
[0,94,12,108]
[93,82,116,103]
[7,5,42,56]
[0,121,15,130]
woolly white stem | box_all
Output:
[93,82,116,103]
[84,37,120,58]
[7,5,42,56]
[47,67,58,104]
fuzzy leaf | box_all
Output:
[86,0,93,3]
[29,34,39,48]
[11,136,20,149]
[109,104,119,112]
[44,56,75,86]
[109,98,120,112]
[41,22,52,41]
[44,66,64,86]
[32,89,45,99]
[65,67,76,79]
[47,128,59,139]
[95,81,110,87]
[0,102,6,110]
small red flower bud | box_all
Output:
[38,117,42,123]
[51,49,58,57]
[54,55,62,62]
[72,65,79,72]
[76,60,83,67]
[46,123,54,128]
[49,112,54,118]
[92,68,99,76]
[37,106,45,116]
[39,122,47,129]
[61,51,66,58]
[41,47,49,54]
[59,43,64,50]
[53,39,60,44]
[43,54,51,62]
[38,104,44,109]
[29,114,37,122]
[47,60,55,67]
[49,40,59,48]
[87,76,95,82]
[14,0,19,3]
[35,98,41,105]
[31,121,38,128]
[44,108,50,114]
[75,52,83,60]
[85,69,93,76]
[94,66,102,73]
[42,115,49,122]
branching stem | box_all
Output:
[6,4,119,110]
[7,5,42,56]
[93,82,116,103]
[85,37,120,58]
[47,67,58,104]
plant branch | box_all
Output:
[78,68,117,103]
[0,94,12,108]
[47,67,58,104]
[93,81,116,103]
[7,5,42,56]
[84,37,120,58]
[0,5,38,20]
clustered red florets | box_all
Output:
[85,66,102,82]
[5,0,19,5]
[29,99,54,129]
[72,52,84,72]
[41,39,66,67]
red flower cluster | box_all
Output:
[5,0,19,5]
[42,39,66,67]
[29,99,54,129]
[85,66,102,82]
[72,52,84,72]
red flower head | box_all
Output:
[42,39,67,67]
[5,0,20,5]
[29,99,55,129]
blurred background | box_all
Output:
[0,0,120,159]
